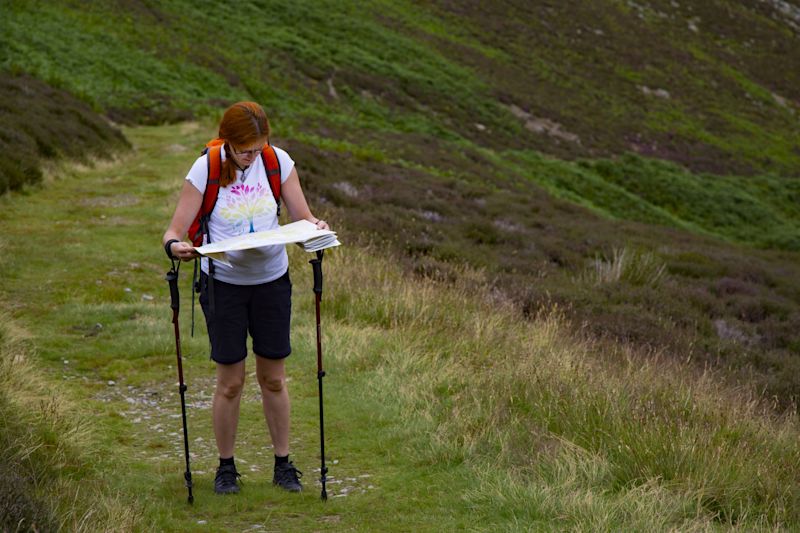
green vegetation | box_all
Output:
[2,0,800,529]
[0,318,138,531]
[0,74,128,193]
[575,154,800,250]
[2,0,798,246]
[1,124,800,530]
[585,246,667,287]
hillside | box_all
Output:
[0,73,128,193]
[2,0,800,529]
[5,0,799,400]
[0,124,799,530]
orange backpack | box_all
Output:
[187,138,282,247]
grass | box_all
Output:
[3,0,800,172]
[574,153,800,250]
[3,20,800,402]
[2,1,800,527]
[286,125,800,404]
[330,252,800,527]
[2,0,799,254]
[0,318,140,532]
[585,246,667,287]
[2,122,800,530]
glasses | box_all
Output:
[232,145,264,157]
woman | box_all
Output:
[162,101,329,495]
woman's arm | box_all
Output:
[281,168,330,230]
[162,180,203,261]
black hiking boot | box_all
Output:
[214,464,241,495]
[273,461,303,492]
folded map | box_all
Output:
[194,220,341,266]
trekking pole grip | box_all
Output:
[310,250,324,297]
[166,269,180,312]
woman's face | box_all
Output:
[230,141,265,168]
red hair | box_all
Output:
[218,101,270,186]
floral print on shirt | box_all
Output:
[218,183,272,235]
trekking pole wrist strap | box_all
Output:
[165,239,180,260]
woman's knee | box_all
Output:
[256,357,286,392]
[259,374,285,393]
[215,361,245,399]
[216,375,245,399]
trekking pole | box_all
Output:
[166,259,194,504]
[309,250,328,501]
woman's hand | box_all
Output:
[312,218,330,231]
[170,241,200,261]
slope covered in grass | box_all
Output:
[2,1,799,181]
[0,123,799,530]
[0,74,128,194]
[2,0,800,412]
[2,0,798,251]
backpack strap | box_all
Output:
[187,141,224,330]
[188,143,222,247]
[261,145,282,217]
[201,144,222,233]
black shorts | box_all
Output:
[199,270,292,364]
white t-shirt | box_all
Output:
[185,145,294,285]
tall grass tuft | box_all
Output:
[589,245,667,286]
[0,317,142,532]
